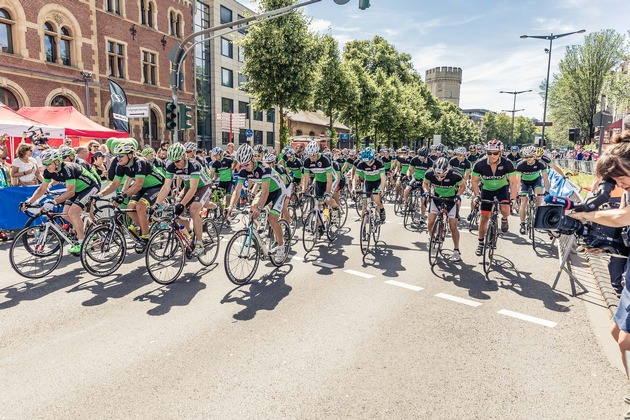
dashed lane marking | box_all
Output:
[345,270,375,279]
[435,293,482,307]
[497,309,557,328]
[291,255,304,261]
[385,280,424,292]
[313,261,338,269]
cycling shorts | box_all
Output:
[65,186,99,210]
[130,186,161,206]
[480,186,510,213]
[264,188,289,216]
[217,181,234,195]
[429,197,457,218]
[519,178,543,196]
[363,180,381,198]
[315,181,328,199]
[182,185,211,208]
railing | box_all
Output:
[554,159,595,175]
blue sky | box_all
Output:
[239,0,628,121]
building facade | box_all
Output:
[194,0,276,151]
[425,66,462,107]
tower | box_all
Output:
[425,67,463,106]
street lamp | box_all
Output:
[520,29,586,147]
[72,71,93,118]
[499,89,532,146]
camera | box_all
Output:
[25,127,49,146]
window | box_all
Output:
[51,95,73,107]
[0,87,18,110]
[106,0,121,15]
[141,0,154,27]
[107,40,125,78]
[309,130,315,136]
[295,129,303,136]
[238,46,245,62]
[169,12,181,37]
[238,129,247,144]
[43,22,73,66]
[0,9,14,54]
[266,109,275,123]
[238,101,249,119]
[253,110,263,121]
[44,22,57,63]
[238,73,248,89]
[266,132,274,146]
[221,97,233,113]
[142,109,158,144]
[220,6,232,24]
[253,130,263,145]
[142,51,156,84]
[220,37,232,58]
[221,68,233,88]
[222,131,231,145]
[237,14,247,34]
[60,27,71,66]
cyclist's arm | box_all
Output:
[100,177,122,196]
[25,180,51,205]
[422,179,430,195]
[228,182,243,209]
[180,177,199,207]
[379,171,386,192]
[155,178,174,206]
[471,175,481,197]
[456,180,465,196]
[52,182,76,204]
[542,171,550,192]
[301,172,310,193]
[254,180,270,213]
[406,166,413,178]
[550,162,565,177]
[508,174,518,201]
[326,171,332,195]
[124,176,144,197]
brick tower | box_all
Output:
[425,67,462,106]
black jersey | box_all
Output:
[409,156,433,180]
[114,157,165,188]
[43,162,99,192]
[515,159,548,182]
[424,169,463,198]
[449,157,471,177]
[471,156,515,191]
[506,153,521,162]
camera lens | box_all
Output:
[543,208,561,228]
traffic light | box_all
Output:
[359,0,370,10]
[165,102,178,131]
[179,104,193,130]
[568,128,580,143]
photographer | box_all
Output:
[568,131,630,409]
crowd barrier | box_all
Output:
[0,185,65,230]
[555,159,595,175]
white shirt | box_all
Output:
[12,156,38,183]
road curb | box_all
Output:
[584,253,619,318]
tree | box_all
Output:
[603,68,630,116]
[240,0,320,147]
[339,60,378,145]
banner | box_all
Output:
[108,79,129,133]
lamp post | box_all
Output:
[520,30,586,147]
[73,71,93,118]
[499,89,531,146]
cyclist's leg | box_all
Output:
[519,181,529,223]
[267,189,285,247]
[137,187,160,236]
[447,203,459,249]
[534,177,545,206]
[190,186,210,245]
[427,199,438,235]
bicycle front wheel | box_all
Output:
[483,221,497,274]
[224,229,260,285]
[81,225,127,277]
[145,228,185,285]
[338,195,348,228]
[10,225,64,279]
[428,218,443,267]
[270,219,292,267]
[359,212,371,255]
[198,219,221,267]
[528,203,537,251]
[302,211,318,252]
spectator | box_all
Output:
[91,151,107,181]
[64,138,73,147]
[10,143,41,186]
[87,140,100,163]
[76,146,89,162]
[0,133,8,160]
[226,142,235,157]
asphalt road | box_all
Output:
[0,202,627,419]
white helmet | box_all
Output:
[235,144,254,164]
[184,142,197,152]
[262,152,276,163]
[304,141,319,157]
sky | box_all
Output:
[239,0,628,121]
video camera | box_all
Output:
[25,127,49,146]
[534,179,630,256]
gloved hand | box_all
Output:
[42,201,56,212]
[323,193,331,200]
[114,192,126,204]
[455,195,461,202]
[174,203,185,216]
[421,192,427,198]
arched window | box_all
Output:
[141,0,154,27]
[309,131,315,136]
[147,2,153,28]
[51,95,73,107]
[0,87,19,110]
[0,8,14,54]
[296,129,303,136]
[169,11,181,37]
[44,22,56,63]
[43,22,73,66]
[60,27,72,66]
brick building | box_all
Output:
[0,0,195,148]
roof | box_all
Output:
[287,110,350,131]
[0,105,65,138]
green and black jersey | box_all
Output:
[472,157,515,191]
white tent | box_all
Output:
[0,104,65,138]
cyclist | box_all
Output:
[22,149,100,254]
[467,145,478,164]
[141,146,166,177]
[393,146,411,198]
[281,147,303,187]
[449,147,472,182]
[59,146,101,186]
[380,148,393,182]
[516,145,550,234]
[184,142,207,168]
[506,145,521,163]
[471,140,518,256]
[301,140,336,211]
[404,147,432,222]
[354,147,386,221]
[209,146,235,207]
[100,140,166,252]
[536,147,566,177]
[423,157,465,262]
[228,145,289,259]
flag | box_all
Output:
[108,79,129,133]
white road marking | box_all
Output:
[344,269,375,279]
[291,255,304,261]
[435,293,482,307]
[385,280,423,292]
[497,309,557,328]
[313,261,337,269]
[460,206,471,210]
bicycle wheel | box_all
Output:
[372,212,381,244]
[270,219,291,267]
[287,205,298,238]
[468,207,480,233]
[338,195,348,228]
[359,212,371,255]
[10,226,64,279]
[301,197,314,224]
[302,210,318,252]
[411,196,423,226]
[145,228,185,285]
[326,209,338,242]
[394,189,403,216]
[428,217,443,267]
[81,225,127,277]
[224,229,260,285]
[482,221,497,274]
[353,193,363,217]
[198,219,220,266]
[528,202,536,251]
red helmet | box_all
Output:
[486,140,503,152]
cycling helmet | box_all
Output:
[253,145,266,156]
[535,147,545,157]
[126,138,139,150]
[401,145,410,152]
[510,145,519,152]
[435,144,444,153]
[41,148,61,163]
[417,147,429,157]
[282,145,292,153]
[455,147,467,155]
[285,148,296,157]
[262,152,276,163]
[360,147,375,162]
[211,147,223,156]
[183,142,197,152]
[59,146,75,158]
[141,146,155,157]
[348,149,357,157]
[468,145,476,151]
[167,143,186,162]
[486,140,503,152]
[476,144,484,150]
[521,145,536,157]
[114,141,137,155]
[381,148,389,154]
[236,144,254,164]
[429,145,437,150]
[304,141,320,157]
[433,157,450,175]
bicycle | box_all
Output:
[403,188,424,229]
[523,190,540,251]
[393,176,409,216]
[302,194,341,252]
[145,205,220,285]
[467,201,480,233]
[224,207,292,285]
[427,196,457,267]
[479,196,506,275]
[358,191,384,256]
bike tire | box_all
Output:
[198,219,221,266]
[145,228,185,285]
[10,225,64,279]
[224,229,260,285]
[302,211,318,252]
[338,195,349,228]
[359,212,371,255]
[287,205,298,238]
[270,219,291,267]
[80,225,127,277]
[483,221,497,274]
[326,208,339,242]
[411,195,423,226]
[428,217,443,267]
[528,202,536,251]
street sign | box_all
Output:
[433,135,441,145]
[593,111,613,127]
[246,129,253,138]
[127,105,150,118]
[339,133,349,140]
[534,121,553,127]
[325,129,332,137]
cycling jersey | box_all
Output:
[409,156,433,181]
[506,153,521,162]
[164,159,212,188]
[211,156,234,182]
[539,153,553,165]
[516,159,547,182]
[381,155,393,171]
[303,154,332,183]
[152,158,167,177]
[396,155,411,174]
[355,160,384,182]
[424,169,463,198]
[273,164,292,187]
[472,157,516,191]
[449,157,471,178]
[237,161,284,193]
[283,156,303,180]
[467,153,482,164]
[114,157,165,188]
[43,161,99,192]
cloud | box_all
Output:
[310,18,332,33]
[531,18,575,33]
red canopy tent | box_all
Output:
[17,106,128,142]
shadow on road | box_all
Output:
[220,265,293,321]
[133,264,217,315]
[304,232,350,275]
[362,243,406,277]
[433,259,498,300]
[67,265,153,306]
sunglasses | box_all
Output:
[116,154,126,159]
[242,161,252,167]
[487,151,501,156]
[42,161,55,167]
